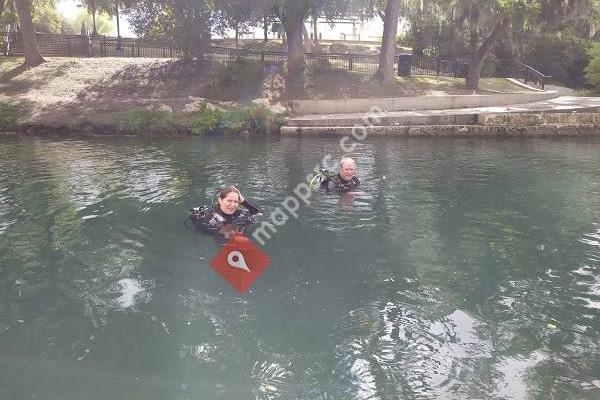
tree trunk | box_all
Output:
[235,23,239,49]
[376,0,401,83]
[282,3,307,78]
[465,18,505,90]
[302,23,311,53]
[312,14,318,46]
[92,8,97,34]
[115,0,121,50]
[447,6,455,59]
[15,0,44,66]
[263,15,268,43]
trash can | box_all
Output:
[397,54,412,77]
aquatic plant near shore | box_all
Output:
[112,108,175,135]
[0,100,30,131]
[183,103,284,136]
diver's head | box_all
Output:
[339,157,356,182]
[217,186,241,215]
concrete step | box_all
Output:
[285,113,478,127]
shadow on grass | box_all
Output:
[77,58,265,105]
[0,64,29,83]
[0,61,74,96]
[77,59,214,102]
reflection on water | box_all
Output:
[1,136,600,399]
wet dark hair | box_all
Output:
[218,186,241,200]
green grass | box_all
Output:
[573,88,600,96]
[396,76,526,92]
[478,78,527,92]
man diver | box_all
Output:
[320,157,360,192]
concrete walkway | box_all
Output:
[285,96,600,128]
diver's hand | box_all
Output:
[233,187,245,203]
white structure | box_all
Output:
[223,17,391,43]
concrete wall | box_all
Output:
[290,92,559,115]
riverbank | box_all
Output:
[3,56,600,136]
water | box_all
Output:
[1,136,599,400]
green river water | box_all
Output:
[0,136,599,400]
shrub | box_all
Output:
[183,103,284,136]
[524,34,591,88]
[111,108,174,134]
[205,59,265,100]
[182,103,225,135]
[585,43,600,89]
[237,104,284,135]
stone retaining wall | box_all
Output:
[280,124,600,136]
[478,112,600,126]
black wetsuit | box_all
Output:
[321,174,360,192]
[189,200,262,231]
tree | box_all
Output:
[32,1,62,32]
[70,8,113,35]
[122,0,214,58]
[375,0,401,82]
[276,0,310,77]
[0,0,7,21]
[216,0,272,49]
[77,0,113,35]
[15,0,44,66]
[454,0,536,90]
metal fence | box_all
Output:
[3,32,180,58]
[411,57,469,78]
[2,31,475,79]
[1,32,443,76]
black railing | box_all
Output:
[497,58,551,90]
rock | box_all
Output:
[269,102,287,114]
[155,103,173,114]
[252,98,271,107]
[183,100,224,113]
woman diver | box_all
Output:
[187,186,262,237]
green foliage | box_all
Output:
[111,108,175,134]
[69,10,114,35]
[0,100,28,130]
[584,43,600,89]
[32,2,63,33]
[182,103,225,135]
[525,34,591,88]
[229,104,284,134]
[183,102,284,136]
